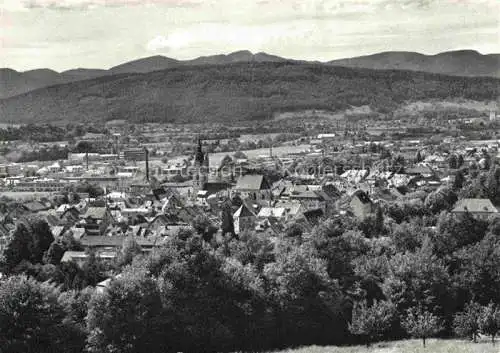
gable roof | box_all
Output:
[351,190,372,204]
[234,204,256,218]
[80,236,155,248]
[405,165,434,175]
[235,174,270,191]
[257,207,286,218]
[452,198,499,214]
[150,213,187,226]
[22,201,49,213]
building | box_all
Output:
[81,207,113,236]
[234,174,272,201]
[233,203,257,235]
[349,190,375,220]
[122,148,146,161]
[193,138,209,196]
[147,214,189,237]
[451,198,499,220]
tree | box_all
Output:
[192,214,218,242]
[116,237,143,268]
[374,205,385,235]
[86,268,166,353]
[453,170,465,190]
[424,187,458,214]
[44,233,83,265]
[449,154,458,169]
[479,303,500,345]
[264,242,346,346]
[220,202,235,236]
[58,287,94,353]
[233,151,247,160]
[453,234,500,304]
[1,218,54,273]
[453,301,482,342]
[415,150,423,163]
[0,275,66,353]
[349,300,396,346]
[382,239,453,320]
[402,306,442,347]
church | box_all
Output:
[193,137,209,197]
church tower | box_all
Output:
[193,137,208,196]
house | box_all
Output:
[451,198,499,220]
[22,201,50,213]
[405,165,435,178]
[234,174,272,201]
[257,207,287,220]
[60,250,117,267]
[81,207,113,236]
[274,201,304,220]
[60,207,80,227]
[233,203,257,235]
[349,190,375,220]
[79,235,156,251]
[289,189,332,212]
[147,213,189,237]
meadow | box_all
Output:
[274,339,499,353]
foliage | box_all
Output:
[0,276,66,353]
[349,300,396,345]
[86,268,166,353]
[479,303,500,345]
[1,218,54,273]
[453,301,482,342]
[402,306,443,347]
[2,62,499,124]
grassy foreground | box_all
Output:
[273,339,499,353]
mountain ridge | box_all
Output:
[1,49,499,100]
[328,50,500,78]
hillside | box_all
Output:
[0,62,498,125]
[0,51,288,99]
[329,50,500,78]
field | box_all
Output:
[273,339,500,353]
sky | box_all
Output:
[0,0,499,71]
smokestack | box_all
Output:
[144,148,149,181]
[85,148,89,170]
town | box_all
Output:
[1,96,500,353]
[0,109,499,259]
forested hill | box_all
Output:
[0,62,498,124]
[329,50,500,78]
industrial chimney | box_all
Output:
[144,147,149,181]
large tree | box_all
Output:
[0,276,66,353]
[1,218,54,273]
[86,268,166,353]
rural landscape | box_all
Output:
[0,0,500,352]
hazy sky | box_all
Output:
[0,0,499,71]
